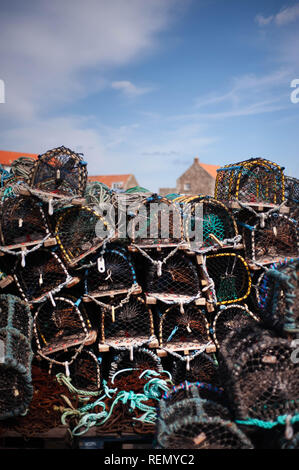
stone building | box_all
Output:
[159,157,219,197]
[88,174,139,191]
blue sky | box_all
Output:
[0,0,298,192]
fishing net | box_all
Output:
[100,297,156,351]
[280,431,299,449]
[0,194,50,248]
[162,381,227,409]
[13,248,72,303]
[129,194,184,247]
[205,253,252,305]
[48,347,101,393]
[108,348,163,382]
[249,213,299,264]
[159,303,212,353]
[84,181,113,207]
[170,351,220,386]
[81,247,140,299]
[215,157,285,206]
[180,195,240,252]
[256,258,299,334]
[219,333,299,427]
[156,407,253,449]
[29,146,87,197]
[33,296,96,362]
[212,304,261,350]
[55,205,112,266]
[0,294,33,420]
[145,251,201,305]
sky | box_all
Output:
[0,0,298,192]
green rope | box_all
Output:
[236,413,299,429]
[56,373,103,398]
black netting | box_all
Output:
[251,214,299,263]
[159,304,211,351]
[55,206,111,265]
[29,146,87,196]
[82,248,139,297]
[100,297,155,349]
[33,296,94,356]
[205,253,251,304]
[145,251,200,303]
[170,352,220,386]
[108,348,163,382]
[285,176,299,208]
[13,249,71,303]
[0,195,50,246]
[212,304,260,350]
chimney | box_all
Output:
[194,156,199,164]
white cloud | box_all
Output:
[111,81,153,97]
[255,3,299,27]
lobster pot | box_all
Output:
[10,157,36,184]
[108,347,163,381]
[83,248,139,298]
[182,195,239,252]
[13,249,72,303]
[285,176,299,209]
[84,181,113,207]
[145,252,200,305]
[159,304,211,352]
[48,347,101,393]
[220,335,299,424]
[212,304,260,350]
[248,213,299,264]
[170,352,220,387]
[29,146,87,197]
[214,157,285,205]
[162,381,226,408]
[55,206,111,266]
[0,195,50,247]
[130,195,183,246]
[0,294,33,420]
[205,253,251,305]
[100,297,155,350]
[256,258,299,333]
[33,296,95,358]
[157,412,253,449]
[280,432,299,449]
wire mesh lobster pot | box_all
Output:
[48,347,101,393]
[162,381,227,408]
[219,333,299,426]
[82,247,140,299]
[159,304,212,353]
[156,407,253,449]
[212,304,261,350]
[246,213,299,264]
[280,432,299,449]
[170,351,220,386]
[108,347,163,382]
[285,176,299,209]
[13,248,72,303]
[0,194,50,248]
[100,297,156,352]
[28,146,87,197]
[55,205,112,266]
[33,296,96,361]
[214,157,285,206]
[0,294,34,420]
[180,195,240,252]
[129,194,184,247]
[145,251,201,305]
[84,181,113,207]
[205,253,252,305]
[256,258,299,333]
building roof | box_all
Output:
[199,162,220,179]
[87,174,133,186]
[0,150,38,166]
